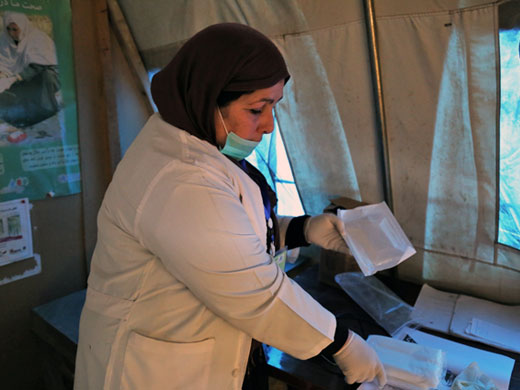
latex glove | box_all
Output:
[333,330,387,386]
[304,213,349,254]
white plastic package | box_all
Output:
[367,335,446,390]
[338,202,416,276]
[451,362,498,390]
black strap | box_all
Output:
[229,158,280,252]
[285,215,311,249]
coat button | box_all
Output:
[231,368,240,377]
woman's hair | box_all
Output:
[216,90,253,108]
[151,23,289,146]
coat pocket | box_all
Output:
[120,331,215,390]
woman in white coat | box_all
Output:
[74,23,386,390]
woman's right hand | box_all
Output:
[333,330,387,387]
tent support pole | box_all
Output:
[362,0,394,211]
[107,0,154,115]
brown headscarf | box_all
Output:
[151,23,290,146]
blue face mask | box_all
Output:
[218,108,259,160]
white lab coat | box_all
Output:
[74,113,336,390]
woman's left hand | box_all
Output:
[304,213,350,254]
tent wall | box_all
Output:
[114,0,520,304]
[110,28,150,155]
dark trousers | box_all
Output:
[242,340,269,390]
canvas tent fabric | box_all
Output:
[115,0,520,304]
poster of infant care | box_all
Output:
[0,0,80,202]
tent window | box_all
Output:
[246,113,305,216]
[498,29,520,251]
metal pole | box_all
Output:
[362,0,394,211]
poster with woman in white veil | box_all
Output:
[0,0,80,201]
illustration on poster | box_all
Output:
[0,176,28,194]
[0,1,80,203]
[0,10,62,146]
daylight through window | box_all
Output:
[498,29,520,251]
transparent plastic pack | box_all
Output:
[334,272,417,337]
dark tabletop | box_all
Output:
[263,263,520,390]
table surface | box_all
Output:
[264,263,520,390]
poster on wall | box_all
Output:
[0,0,80,202]
[0,197,32,266]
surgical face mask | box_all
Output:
[217,108,259,160]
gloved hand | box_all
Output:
[333,330,387,386]
[304,213,349,254]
